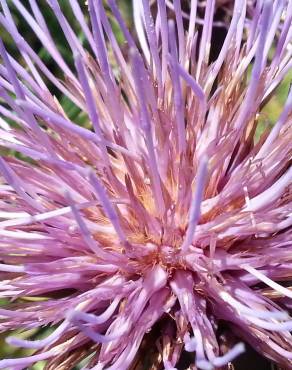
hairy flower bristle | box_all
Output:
[0,0,291,369]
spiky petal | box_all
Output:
[0,0,291,369]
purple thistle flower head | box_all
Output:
[0,0,291,369]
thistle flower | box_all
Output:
[0,0,291,369]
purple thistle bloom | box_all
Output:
[0,0,291,369]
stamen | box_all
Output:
[74,53,110,166]
[16,100,139,160]
[177,64,207,114]
[184,333,197,352]
[0,263,24,273]
[262,0,284,63]
[7,320,70,349]
[270,0,292,68]
[196,359,213,370]
[131,50,165,216]
[0,229,50,239]
[68,0,97,56]
[0,200,98,228]
[141,0,162,94]
[73,318,129,343]
[88,171,128,245]
[246,315,292,332]
[181,155,208,253]
[219,291,289,320]
[173,0,185,63]
[47,0,83,55]
[168,20,186,155]
[108,0,137,51]
[243,265,292,299]
[187,0,197,45]
[196,0,216,81]
[245,167,292,212]
[66,192,120,260]
[0,350,55,369]
[70,296,121,325]
[87,0,113,84]
[0,157,43,210]
[206,0,245,92]
[266,339,292,359]
[257,87,292,158]
[212,343,245,367]
[157,0,168,85]
[133,0,150,62]
[234,0,272,130]
[164,360,178,370]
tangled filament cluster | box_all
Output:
[0,0,291,369]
